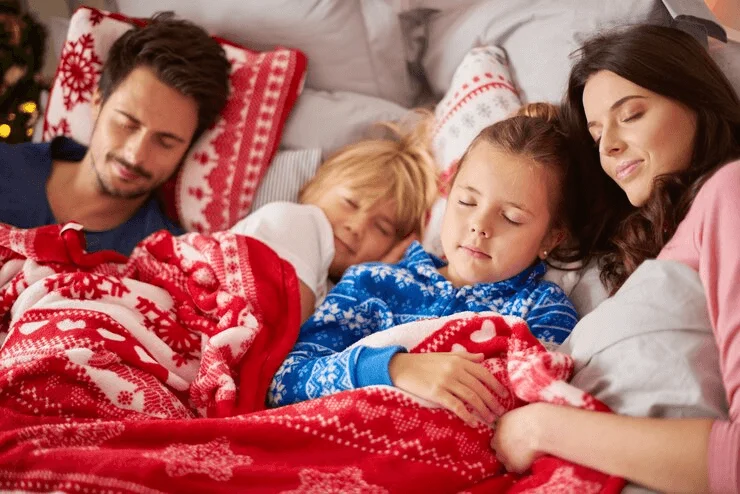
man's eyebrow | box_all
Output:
[115,110,187,143]
[587,95,646,129]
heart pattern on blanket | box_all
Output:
[470,319,496,342]
[57,319,86,331]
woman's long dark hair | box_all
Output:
[563,24,740,292]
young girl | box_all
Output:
[230,114,438,322]
[268,103,580,427]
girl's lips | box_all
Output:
[616,159,643,180]
[460,245,491,259]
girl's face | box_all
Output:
[304,184,399,280]
[582,70,698,207]
[440,142,562,287]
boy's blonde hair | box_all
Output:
[299,110,439,239]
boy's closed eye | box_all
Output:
[375,221,392,236]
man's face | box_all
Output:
[88,66,198,199]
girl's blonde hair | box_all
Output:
[299,110,439,239]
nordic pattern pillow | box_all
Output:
[249,148,322,213]
[431,45,521,172]
[42,6,307,233]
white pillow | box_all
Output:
[250,149,322,212]
[114,0,415,106]
[279,89,410,160]
[417,0,672,103]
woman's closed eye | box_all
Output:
[621,111,643,123]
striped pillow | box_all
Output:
[249,149,322,213]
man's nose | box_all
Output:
[123,131,150,165]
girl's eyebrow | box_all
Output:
[587,95,647,129]
[505,201,533,216]
[462,185,480,194]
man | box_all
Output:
[0,12,231,255]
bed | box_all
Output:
[3,1,739,492]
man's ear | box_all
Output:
[539,227,568,260]
[91,88,103,121]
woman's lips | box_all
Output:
[615,159,643,181]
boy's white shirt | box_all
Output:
[230,202,335,305]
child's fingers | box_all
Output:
[454,352,485,361]
[466,361,507,398]
[439,391,480,427]
[454,373,497,424]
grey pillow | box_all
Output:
[249,149,322,213]
[561,259,728,421]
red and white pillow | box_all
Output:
[43,7,307,233]
[423,45,522,257]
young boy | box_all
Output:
[230,117,438,322]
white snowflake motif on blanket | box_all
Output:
[17,421,126,455]
[519,466,603,494]
[144,437,253,481]
[281,467,388,494]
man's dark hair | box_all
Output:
[98,12,231,144]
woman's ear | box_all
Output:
[539,227,568,260]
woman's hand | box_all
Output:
[380,234,418,264]
[490,403,549,473]
[388,352,506,426]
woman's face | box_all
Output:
[582,70,698,206]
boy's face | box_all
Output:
[87,66,198,199]
[440,142,560,286]
[304,184,399,280]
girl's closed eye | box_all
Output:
[343,197,359,209]
[502,212,523,225]
[457,198,475,207]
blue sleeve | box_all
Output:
[267,264,406,407]
[524,283,579,347]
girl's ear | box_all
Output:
[538,227,568,260]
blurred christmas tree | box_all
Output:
[0,0,46,143]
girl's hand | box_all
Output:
[381,234,418,264]
[490,403,548,473]
[388,352,507,426]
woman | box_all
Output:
[491,25,740,493]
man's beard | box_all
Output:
[91,151,156,200]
